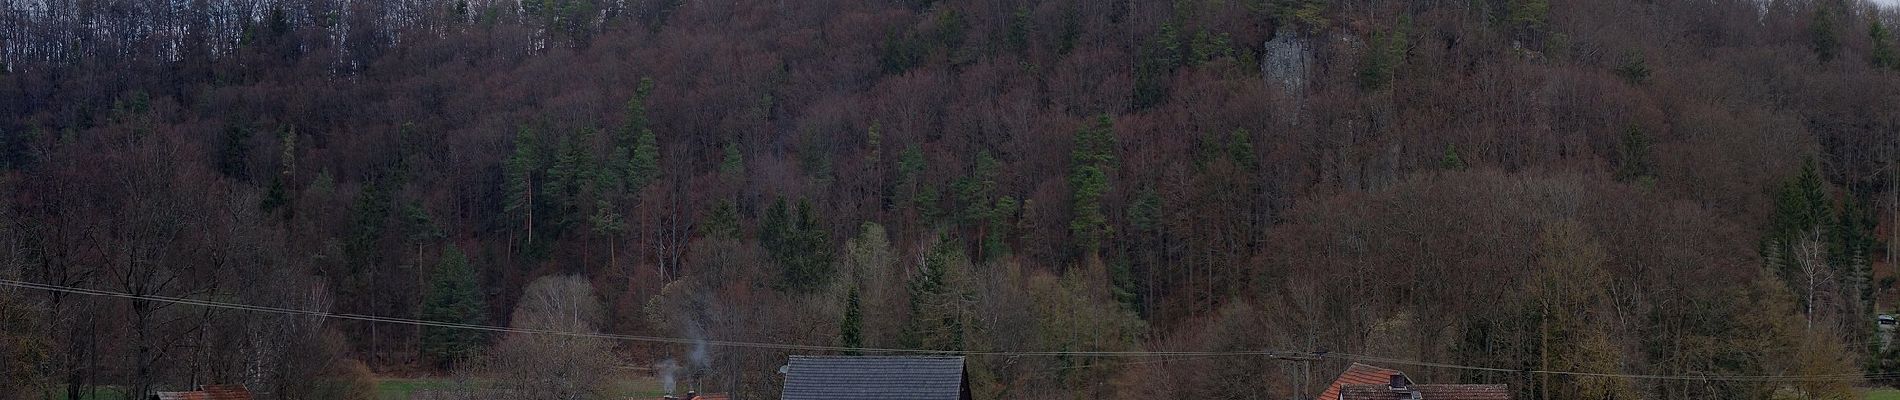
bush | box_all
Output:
[311,359,378,400]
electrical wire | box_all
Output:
[1331,352,1900,382]
[0,278,1264,357]
[7,277,1898,382]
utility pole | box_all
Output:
[1270,351,1326,400]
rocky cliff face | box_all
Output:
[1262,26,1314,122]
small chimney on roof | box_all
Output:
[1387,374,1422,400]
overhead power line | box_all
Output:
[0,278,1263,357]
[1330,352,1895,382]
[3,277,1896,383]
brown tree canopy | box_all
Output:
[2,0,1899,399]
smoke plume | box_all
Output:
[656,359,681,394]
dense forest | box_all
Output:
[5,0,1900,399]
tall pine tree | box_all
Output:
[624,78,660,193]
[840,286,864,355]
[504,127,538,246]
[420,245,488,368]
[1070,115,1117,258]
[1872,18,1898,70]
[955,151,1014,260]
[762,198,834,292]
[1812,5,1841,63]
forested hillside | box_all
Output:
[5,0,1900,399]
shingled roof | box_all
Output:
[779,356,969,400]
[1318,363,1406,400]
[657,393,730,400]
[1339,384,1511,400]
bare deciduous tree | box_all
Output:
[480,275,618,400]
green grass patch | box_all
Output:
[1870,388,1900,400]
[375,378,469,400]
[43,385,128,400]
[610,376,665,398]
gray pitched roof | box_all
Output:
[780,356,967,400]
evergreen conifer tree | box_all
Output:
[840,286,864,355]
[1070,115,1116,257]
[421,245,488,367]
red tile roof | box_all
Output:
[1417,385,1512,400]
[1339,384,1512,400]
[1318,363,1407,400]
[197,385,253,400]
[152,392,206,400]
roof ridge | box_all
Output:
[781,356,968,400]
[788,355,965,358]
[1347,362,1404,373]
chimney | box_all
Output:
[1388,374,1421,400]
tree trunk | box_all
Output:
[1540,304,1550,400]
[132,300,152,400]
[526,186,535,246]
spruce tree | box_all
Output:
[762,197,791,253]
[1132,23,1182,109]
[1613,126,1654,184]
[700,200,740,240]
[421,245,488,368]
[404,203,444,253]
[1812,6,1841,63]
[346,178,394,272]
[955,151,1007,259]
[1069,115,1116,257]
[216,125,253,180]
[984,196,1018,261]
[1763,159,1833,316]
[1440,145,1468,170]
[1109,259,1139,312]
[624,78,660,192]
[1833,195,1876,317]
[1872,19,1898,70]
[262,127,298,217]
[1614,51,1652,85]
[840,286,864,355]
[545,129,594,229]
[1128,185,1162,232]
[1508,0,1549,38]
[261,177,288,212]
[1006,7,1032,54]
[761,197,838,290]
[897,145,927,211]
[780,200,834,292]
[1224,129,1257,170]
[1358,17,1410,91]
[720,141,746,181]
